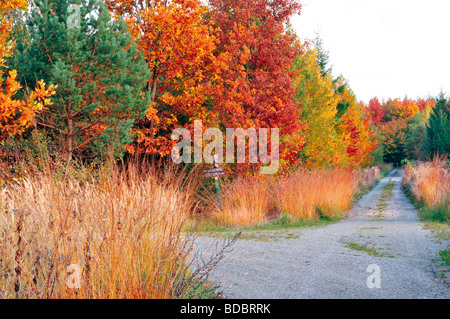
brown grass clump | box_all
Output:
[403,155,450,207]
[210,168,364,226]
[274,169,360,220]
[0,160,219,299]
[210,176,273,226]
[403,154,449,222]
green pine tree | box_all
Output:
[313,35,350,120]
[10,0,150,162]
[405,108,431,160]
[424,92,450,158]
[314,34,332,78]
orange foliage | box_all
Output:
[0,70,56,141]
[384,98,419,121]
[0,0,28,64]
[0,0,56,142]
[210,0,304,164]
[107,0,221,156]
[108,0,306,173]
[367,97,384,125]
[416,98,435,111]
[340,102,379,168]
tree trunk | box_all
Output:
[66,103,73,171]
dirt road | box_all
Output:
[200,169,449,298]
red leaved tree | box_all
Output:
[208,0,305,171]
[367,97,384,125]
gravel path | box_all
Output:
[197,169,449,299]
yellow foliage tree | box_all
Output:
[292,49,346,168]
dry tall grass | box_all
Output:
[403,155,450,220]
[275,169,360,220]
[209,167,373,226]
[0,161,216,299]
[210,176,273,226]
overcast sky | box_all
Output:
[291,0,450,104]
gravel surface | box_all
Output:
[196,169,450,299]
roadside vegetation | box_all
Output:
[402,155,449,223]
[402,154,450,272]
[0,0,447,299]
[0,153,393,298]
[195,164,392,232]
[0,159,232,299]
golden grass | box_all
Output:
[210,167,371,226]
[275,169,360,220]
[210,176,273,226]
[0,161,206,299]
[403,155,450,208]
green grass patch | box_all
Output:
[419,202,450,223]
[182,279,224,299]
[401,180,449,224]
[188,214,338,241]
[380,182,395,199]
[423,221,450,241]
[190,214,338,234]
[344,242,394,258]
[374,182,395,217]
[439,249,450,266]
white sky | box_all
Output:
[291,0,450,104]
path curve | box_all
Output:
[200,169,449,299]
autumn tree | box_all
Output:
[208,0,305,167]
[383,98,419,122]
[405,109,430,160]
[292,48,345,168]
[11,0,149,162]
[369,97,439,162]
[367,97,384,126]
[379,119,408,164]
[338,100,379,168]
[105,0,221,157]
[417,98,435,111]
[300,36,378,168]
[0,0,56,143]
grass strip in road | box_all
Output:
[368,182,395,220]
[344,242,394,258]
